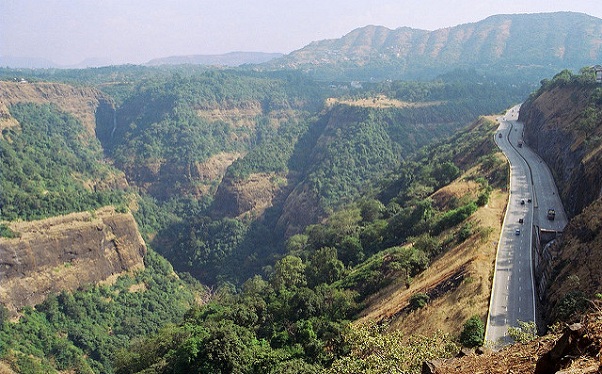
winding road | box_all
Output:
[485,105,568,348]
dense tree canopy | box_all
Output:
[0,103,124,221]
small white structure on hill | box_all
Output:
[595,65,602,84]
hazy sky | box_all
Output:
[2,0,601,66]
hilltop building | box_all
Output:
[595,65,602,83]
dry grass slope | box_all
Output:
[358,166,507,338]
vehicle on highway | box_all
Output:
[518,140,523,148]
[498,133,503,138]
[515,229,521,235]
[527,198,532,203]
[547,209,556,220]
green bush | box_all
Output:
[0,304,9,326]
[508,320,537,343]
[0,224,19,238]
[553,291,589,321]
[457,223,474,243]
[409,292,429,310]
[459,315,484,347]
[434,201,478,234]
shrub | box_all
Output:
[0,224,19,238]
[553,291,588,321]
[457,223,474,243]
[409,292,429,310]
[508,320,537,343]
[434,202,478,234]
[0,304,9,326]
[459,315,484,347]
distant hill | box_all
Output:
[267,12,602,81]
[146,51,283,66]
[0,56,58,69]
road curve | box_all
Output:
[485,105,569,349]
[485,105,537,348]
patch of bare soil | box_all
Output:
[196,104,263,128]
[0,361,16,374]
[326,95,444,109]
[0,101,19,133]
[431,179,481,210]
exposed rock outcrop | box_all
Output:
[520,81,602,324]
[542,196,602,322]
[0,207,146,313]
[276,182,322,238]
[0,81,112,136]
[212,172,287,218]
[431,310,602,373]
[122,152,242,200]
[519,83,602,217]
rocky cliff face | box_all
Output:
[520,79,602,325]
[212,172,288,218]
[0,207,146,313]
[0,81,112,136]
[543,197,602,322]
[520,83,602,217]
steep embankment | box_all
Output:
[356,116,507,338]
[544,198,602,322]
[519,77,602,217]
[519,71,602,325]
[0,207,146,313]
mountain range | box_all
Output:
[4,12,602,80]
[145,51,283,67]
[267,12,602,80]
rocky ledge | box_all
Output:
[0,207,146,313]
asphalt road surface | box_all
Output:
[485,105,568,348]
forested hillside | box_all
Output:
[0,86,206,373]
[117,69,530,286]
[0,65,526,373]
[3,10,602,373]
[111,113,508,374]
[0,251,203,373]
[0,102,125,221]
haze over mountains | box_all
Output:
[269,12,602,80]
[3,12,601,80]
[145,52,284,67]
